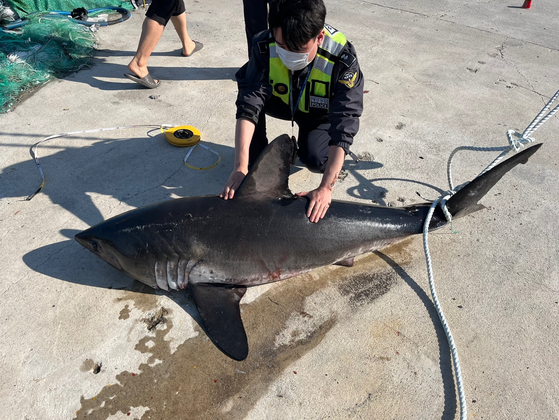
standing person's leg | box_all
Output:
[127,0,194,87]
[242,0,268,57]
[170,12,197,56]
[127,17,165,83]
[297,121,331,172]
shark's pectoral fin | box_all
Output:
[189,283,248,361]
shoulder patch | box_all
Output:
[324,23,338,35]
[339,71,357,88]
[339,52,356,68]
[257,40,269,55]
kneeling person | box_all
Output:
[221,0,363,223]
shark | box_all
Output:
[75,134,541,360]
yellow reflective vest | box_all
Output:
[269,24,347,113]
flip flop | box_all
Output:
[124,72,160,89]
[181,41,204,57]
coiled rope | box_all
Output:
[422,89,558,420]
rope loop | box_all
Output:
[506,129,533,152]
[438,191,460,233]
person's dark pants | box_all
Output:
[249,106,331,172]
[242,0,269,57]
[146,0,185,26]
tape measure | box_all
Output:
[164,125,201,147]
[163,125,221,170]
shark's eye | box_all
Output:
[91,241,100,252]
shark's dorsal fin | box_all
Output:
[235,134,295,200]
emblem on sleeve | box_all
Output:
[339,52,356,68]
[339,71,357,88]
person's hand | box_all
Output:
[296,186,332,223]
[220,169,248,200]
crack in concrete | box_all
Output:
[358,0,559,52]
[497,39,507,59]
[120,164,186,203]
[359,1,428,18]
[1,272,30,298]
[1,238,76,298]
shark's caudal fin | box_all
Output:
[445,143,542,218]
[235,134,296,200]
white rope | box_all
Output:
[522,89,559,137]
[423,193,467,420]
[422,89,558,420]
[26,124,177,200]
[447,89,558,191]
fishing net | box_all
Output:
[4,0,133,20]
[0,0,133,113]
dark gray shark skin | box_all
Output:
[75,135,541,360]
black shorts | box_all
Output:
[146,0,186,26]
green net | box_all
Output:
[0,0,133,113]
[0,15,98,112]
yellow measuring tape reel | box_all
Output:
[164,125,221,170]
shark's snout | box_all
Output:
[75,230,123,271]
[74,230,90,249]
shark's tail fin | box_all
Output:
[444,143,542,219]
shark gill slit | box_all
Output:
[166,259,179,290]
[177,258,189,289]
[154,259,168,290]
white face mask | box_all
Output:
[276,39,317,71]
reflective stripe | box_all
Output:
[313,56,334,75]
[269,43,279,58]
[321,35,345,57]
[269,41,290,104]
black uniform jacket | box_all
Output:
[235,29,364,153]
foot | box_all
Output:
[124,72,160,89]
[127,60,158,85]
[182,40,203,56]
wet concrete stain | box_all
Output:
[114,281,159,313]
[75,239,415,419]
[337,268,398,308]
[118,305,130,320]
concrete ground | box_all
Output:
[1,0,558,419]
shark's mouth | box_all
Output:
[102,251,123,272]
[103,254,124,271]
